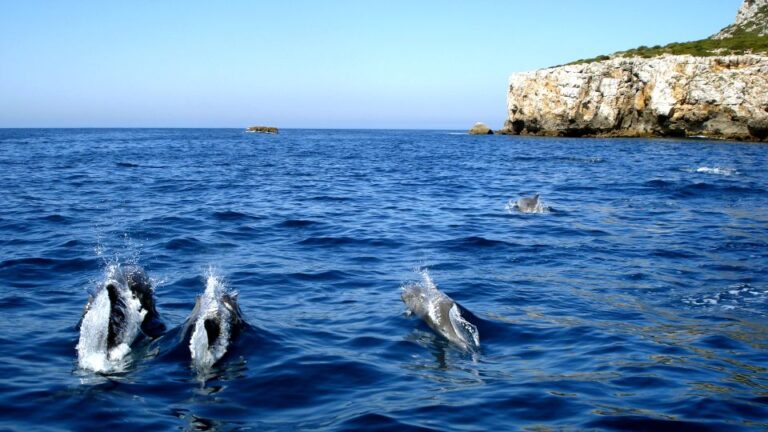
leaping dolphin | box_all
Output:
[183,274,245,373]
[401,270,479,351]
[77,264,164,372]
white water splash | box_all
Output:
[189,272,233,373]
[682,283,768,315]
[76,264,147,373]
[690,166,738,176]
[401,270,479,351]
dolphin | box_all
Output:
[183,274,246,372]
[77,264,164,372]
[401,270,479,351]
[515,193,541,213]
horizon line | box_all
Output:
[0,126,482,131]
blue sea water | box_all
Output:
[0,128,766,431]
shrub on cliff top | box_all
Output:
[564,8,768,66]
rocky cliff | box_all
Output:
[713,0,768,39]
[501,0,768,141]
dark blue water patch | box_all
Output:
[39,214,74,224]
[287,269,356,282]
[211,210,264,222]
[651,248,700,259]
[676,182,766,198]
[673,397,768,424]
[643,179,766,199]
[307,195,355,202]
[694,334,746,351]
[433,236,517,251]
[336,413,438,432]
[644,179,677,190]
[0,256,98,279]
[115,161,140,168]
[1,129,767,430]
[0,294,45,310]
[275,218,323,228]
[297,235,402,248]
[162,236,209,251]
[213,226,267,242]
[585,416,737,432]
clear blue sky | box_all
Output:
[0,1,742,129]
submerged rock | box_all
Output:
[469,122,494,135]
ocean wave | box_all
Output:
[212,210,263,221]
[434,236,517,251]
[644,179,765,197]
[287,269,355,282]
[298,236,402,248]
[163,237,206,250]
[276,219,322,228]
[0,256,96,273]
[39,214,73,224]
[115,162,140,168]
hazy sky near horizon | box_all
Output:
[1,1,742,129]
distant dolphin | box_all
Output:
[401,270,479,351]
[517,194,540,212]
[77,264,164,372]
[508,193,547,214]
[183,274,245,372]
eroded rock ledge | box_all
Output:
[499,54,768,141]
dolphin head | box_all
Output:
[122,265,165,337]
[199,294,244,347]
[401,283,428,319]
[123,266,154,312]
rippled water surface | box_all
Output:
[1,129,767,431]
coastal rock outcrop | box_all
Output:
[246,126,278,134]
[500,55,768,141]
[713,0,768,39]
[500,0,768,141]
[469,122,494,135]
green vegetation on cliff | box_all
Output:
[566,5,768,65]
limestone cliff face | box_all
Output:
[713,0,768,39]
[502,55,768,141]
[501,0,768,141]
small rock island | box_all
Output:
[469,122,494,135]
[245,126,278,134]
